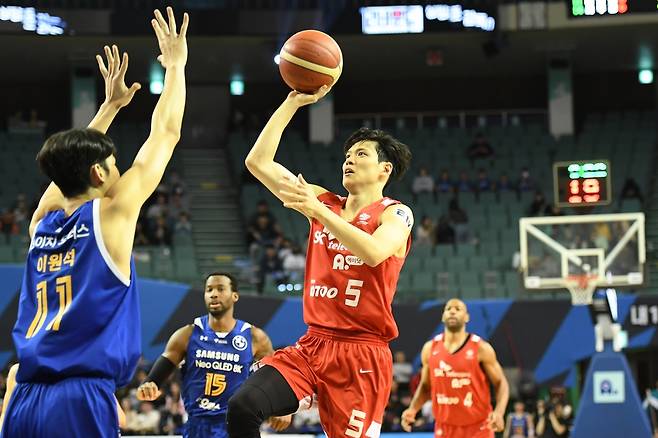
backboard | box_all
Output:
[519,213,645,304]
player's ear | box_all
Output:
[232,292,239,303]
[89,163,106,187]
[380,161,393,177]
[465,312,470,324]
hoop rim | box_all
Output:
[564,274,598,305]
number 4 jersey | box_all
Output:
[304,192,411,341]
[182,317,253,418]
[13,199,140,387]
[429,333,492,427]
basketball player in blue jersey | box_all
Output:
[136,272,292,437]
[503,401,534,438]
[1,7,189,438]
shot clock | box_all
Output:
[553,160,611,207]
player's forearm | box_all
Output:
[492,378,510,417]
[87,101,121,134]
[409,381,431,412]
[315,207,389,267]
[149,65,186,139]
[245,100,297,168]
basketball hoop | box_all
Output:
[565,274,598,305]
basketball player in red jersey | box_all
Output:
[226,86,413,438]
[401,299,509,438]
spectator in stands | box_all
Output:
[119,397,139,435]
[132,401,161,435]
[435,215,456,245]
[436,169,454,194]
[467,132,494,162]
[455,171,473,193]
[518,167,535,192]
[27,109,46,130]
[528,192,547,217]
[415,216,436,246]
[161,381,185,435]
[282,243,306,283]
[12,194,29,225]
[168,170,187,197]
[134,220,150,246]
[392,351,413,392]
[147,193,169,221]
[258,245,286,294]
[383,380,405,432]
[620,177,643,203]
[476,168,492,193]
[545,204,563,217]
[152,216,172,246]
[174,212,192,236]
[496,173,514,193]
[412,167,435,201]
[535,400,569,438]
[169,188,189,220]
[247,214,282,259]
[0,208,18,242]
[249,199,276,225]
[644,380,658,438]
[448,198,470,243]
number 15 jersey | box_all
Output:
[304,192,411,342]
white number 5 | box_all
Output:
[345,409,366,437]
[345,279,363,308]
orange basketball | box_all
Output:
[278,30,343,94]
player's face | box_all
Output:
[342,141,391,191]
[514,402,524,413]
[442,299,469,331]
[204,275,238,317]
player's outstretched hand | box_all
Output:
[286,85,331,108]
[96,45,141,110]
[268,414,292,432]
[136,382,162,401]
[151,6,189,69]
[487,411,504,432]
[400,408,417,432]
[279,174,323,218]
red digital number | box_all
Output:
[569,180,580,195]
[582,178,600,194]
[618,0,628,14]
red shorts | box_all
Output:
[434,420,494,438]
[261,327,392,438]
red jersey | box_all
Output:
[429,333,492,427]
[303,192,410,341]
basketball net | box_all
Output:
[565,274,598,305]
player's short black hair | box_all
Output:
[36,128,117,198]
[343,127,412,188]
[204,272,238,292]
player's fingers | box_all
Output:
[104,45,114,76]
[154,9,169,35]
[96,55,108,78]
[179,12,189,38]
[112,45,120,76]
[119,52,129,77]
[151,19,166,44]
[166,6,177,35]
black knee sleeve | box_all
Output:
[227,365,298,438]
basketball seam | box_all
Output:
[279,49,342,82]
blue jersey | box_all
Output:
[12,199,141,387]
[182,316,253,418]
[510,413,530,437]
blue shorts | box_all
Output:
[0,377,118,438]
[184,415,228,438]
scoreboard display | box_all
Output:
[568,0,658,17]
[553,160,612,207]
